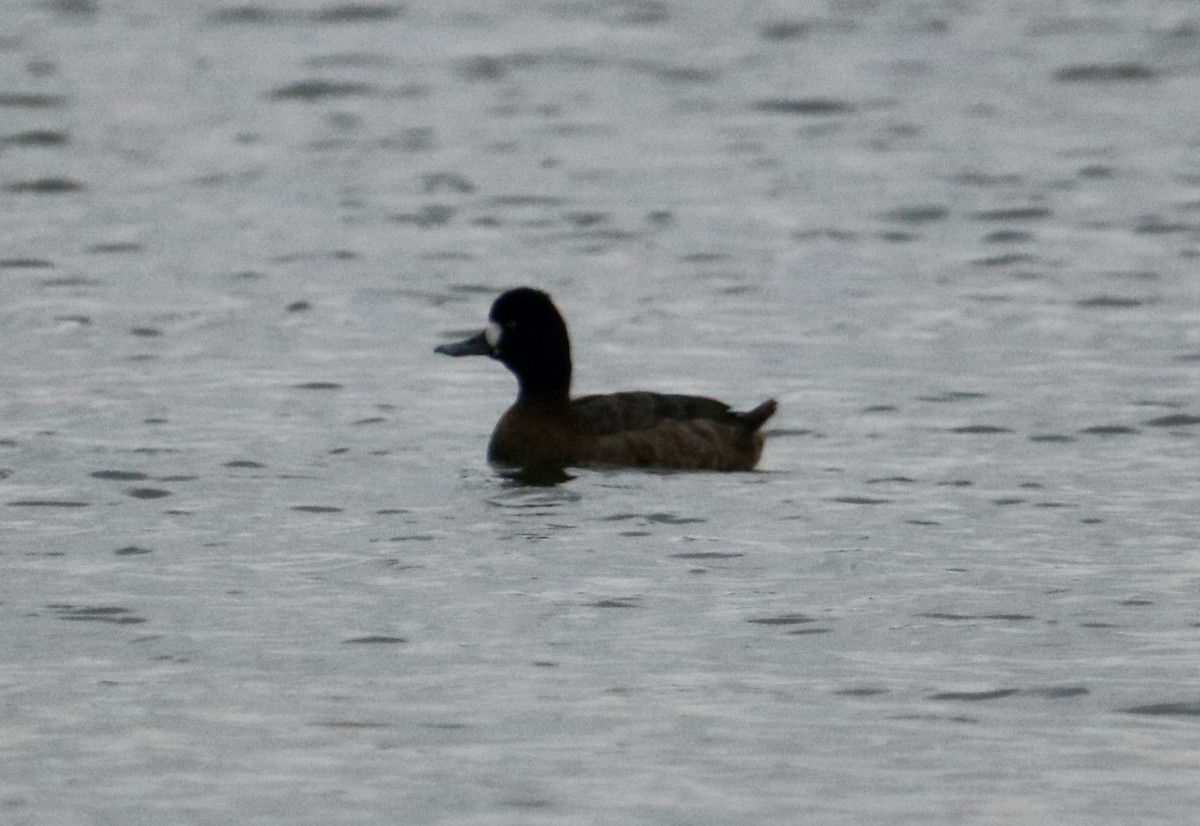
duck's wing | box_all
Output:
[572,391,775,436]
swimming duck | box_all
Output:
[435,288,777,471]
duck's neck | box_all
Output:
[514,357,571,408]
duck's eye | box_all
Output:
[484,321,502,348]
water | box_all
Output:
[3,1,1200,823]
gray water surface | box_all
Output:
[2,2,1200,824]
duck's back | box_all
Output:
[571,391,776,471]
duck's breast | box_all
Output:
[487,404,587,467]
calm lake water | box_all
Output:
[2,1,1200,824]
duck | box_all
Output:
[434,287,777,472]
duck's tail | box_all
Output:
[736,399,778,432]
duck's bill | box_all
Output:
[435,330,493,357]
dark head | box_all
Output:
[435,288,572,402]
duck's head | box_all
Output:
[435,287,572,399]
